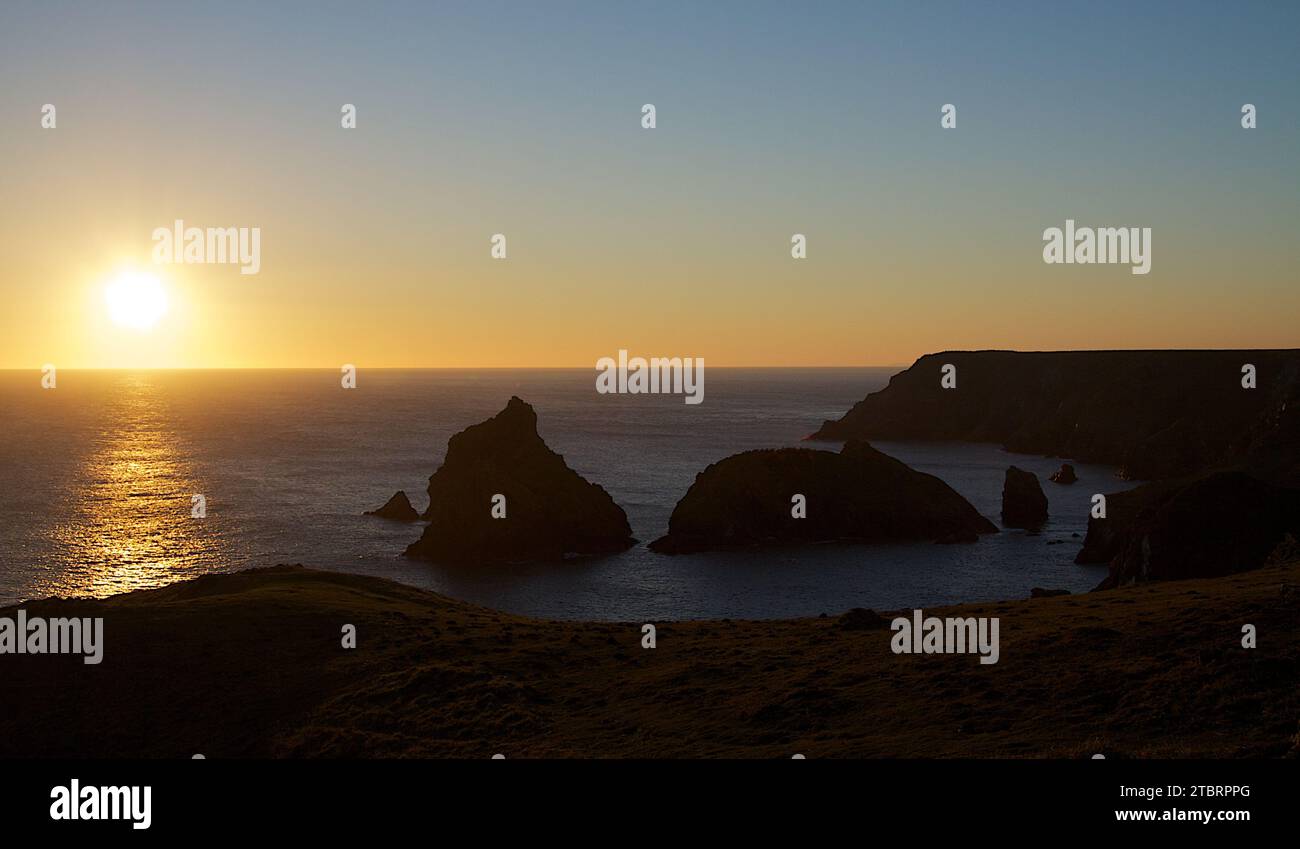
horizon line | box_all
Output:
[9,346,1300,372]
[2,364,910,372]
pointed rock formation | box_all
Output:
[1049,463,1077,484]
[404,397,635,564]
[365,490,420,521]
[1001,466,1048,529]
[648,441,996,554]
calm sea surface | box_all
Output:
[0,369,1133,619]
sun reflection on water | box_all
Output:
[38,373,223,599]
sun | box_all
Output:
[105,271,169,331]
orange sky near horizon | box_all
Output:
[3,196,1298,369]
[3,140,1298,370]
[5,234,1300,369]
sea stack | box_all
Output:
[1001,466,1048,529]
[365,490,420,521]
[404,397,635,564]
[1049,463,1078,485]
[649,441,996,554]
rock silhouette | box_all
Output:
[1096,472,1300,589]
[365,490,419,521]
[810,349,1300,480]
[1049,463,1077,484]
[1075,479,1184,566]
[1001,466,1048,529]
[836,608,887,630]
[404,397,635,564]
[649,441,996,554]
[812,349,1300,586]
[1073,366,1300,584]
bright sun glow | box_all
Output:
[105,271,169,330]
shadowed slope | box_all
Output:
[3,563,1295,758]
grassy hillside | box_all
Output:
[2,563,1296,758]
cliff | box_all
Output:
[810,350,1300,481]
[814,350,1300,586]
[1097,472,1300,588]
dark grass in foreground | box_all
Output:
[1,563,1297,758]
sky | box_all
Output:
[0,0,1297,368]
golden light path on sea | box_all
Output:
[37,373,222,599]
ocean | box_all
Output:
[0,368,1131,619]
